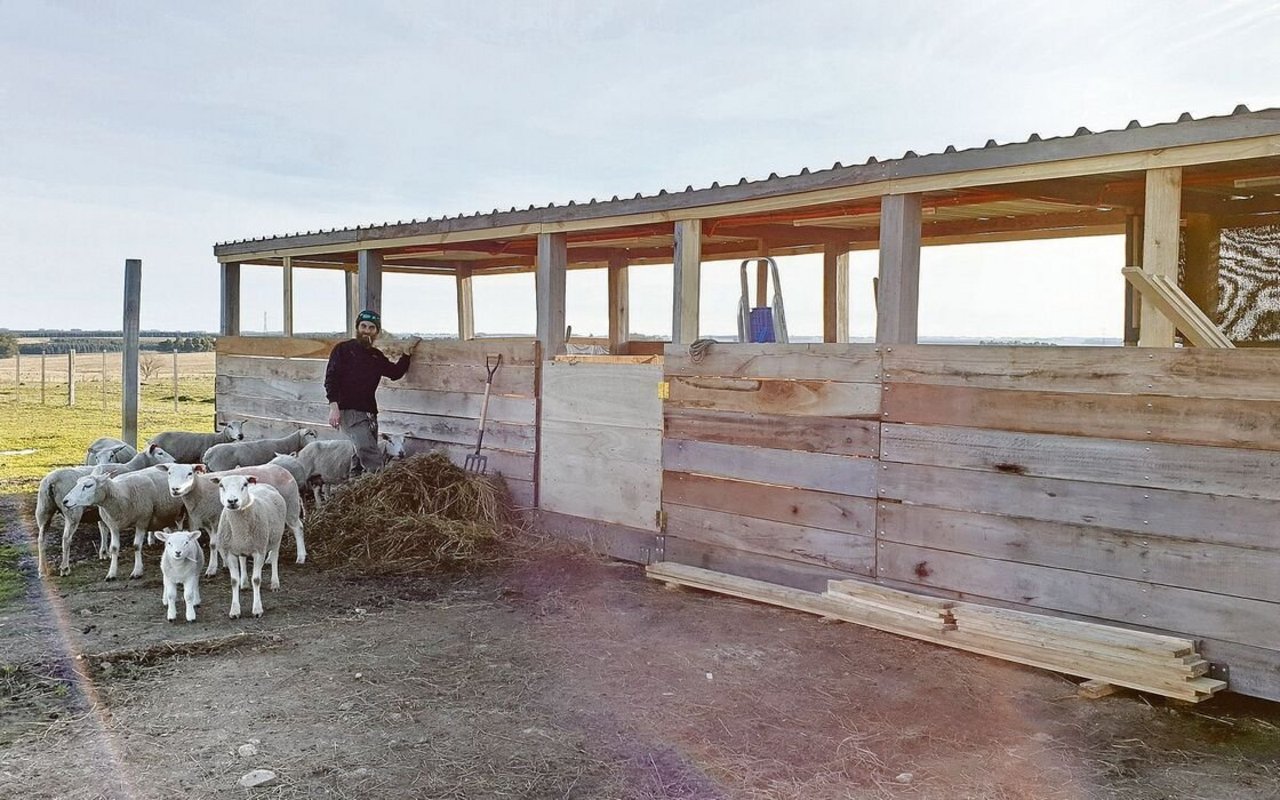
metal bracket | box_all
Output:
[654,535,666,563]
[1209,662,1230,681]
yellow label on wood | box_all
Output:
[657,381,670,400]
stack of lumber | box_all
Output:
[646,562,1227,703]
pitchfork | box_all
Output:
[464,354,503,474]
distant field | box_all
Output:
[0,352,218,491]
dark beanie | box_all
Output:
[356,309,381,329]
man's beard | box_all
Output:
[357,333,375,348]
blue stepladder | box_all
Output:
[737,257,789,343]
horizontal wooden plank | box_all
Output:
[662,538,860,593]
[663,438,879,497]
[877,542,1280,650]
[883,344,1280,400]
[664,343,881,382]
[218,354,325,382]
[532,509,658,564]
[880,463,1280,549]
[879,503,1280,604]
[218,335,338,358]
[665,407,879,457]
[501,478,536,510]
[218,353,537,396]
[539,453,661,531]
[662,505,874,576]
[217,336,540,365]
[541,362,663,428]
[1196,638,1280,702]
[884,382,1280,450]
[881,423,1280,500]
[541,419,660,466]
[663,472,874,536]
[668,376,881,417]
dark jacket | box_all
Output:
[324,339,411,414]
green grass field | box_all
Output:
[0,377,216,492]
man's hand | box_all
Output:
[407,336,423,351]
[328,404,341,429]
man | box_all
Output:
[324,309,419,475]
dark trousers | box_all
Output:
[338,409,382,475]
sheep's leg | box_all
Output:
[35,500,55,578]
[269,544,280,591]
[129,525,146,579]
[97,521,110,560]
[250,551,265,617]
[237,555,248,589]
[105,523,122,581]
[227,557,242,619]
[290,517,306,565]
[204,534,220,577]
[163,575,178,622]
[56,510,81,577]
[182,579,198,622]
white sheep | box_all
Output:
[62,466,185,580]
[210,475,285,618]
[85,437,137,466]
[266,453,312,510]
[155,531,204,623]
[295,432,408,503]
[202,427,317,472]
[158,462,305,576]
[149,419,246,464]
[35,444,177,577]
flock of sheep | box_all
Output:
[33,420,408,621]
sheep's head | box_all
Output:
[63,474,107,508]
[380,432,408,461]
[221,419,246,441]
[299,428,318,447]
[155,530,202,563]
[147,444,177,464]
[158,463,206,497]
[211,474,257,511]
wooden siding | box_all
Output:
[215,336,539,507]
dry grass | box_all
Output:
[306,452,516,575]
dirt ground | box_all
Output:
[3,493,1280,800]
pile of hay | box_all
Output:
[306,452,515,575]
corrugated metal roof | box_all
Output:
[216,104,1268,251]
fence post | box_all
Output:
[14,350,19,399]
[122,259,142,448]
[68,349,76,406]
[102,349,107,410]
[40,349,46,405]
[172,349,179,412]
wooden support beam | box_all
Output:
[345,270,359,337]
[608,252,630,354]
[122,259,141,448]
[876,194,923,344]
[756,243,769,308]
[281,255,294,337]
[1122,267,1234,347]
[672,219,702,344]
[1123,215,1142,346]
[823,241,850,343]
[456,267,475,340]
[220,261,240,337]
[357,249,383,315]
[1183,213,1221,321]
[536,232,568,358]
[1139,167,1182,347]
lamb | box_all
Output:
[295,432,408,503]
[156,531,204,623]
[85,437,137,466]
[35,444,177,577]
[62,467,185,580]
[210,475,286,618]
[158,462,305,575]
[202,427,317,472]
[149,419,246,464]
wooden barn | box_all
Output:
[213,106,1280,701]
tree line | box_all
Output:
[0,334,216,356]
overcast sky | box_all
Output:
[4,1,1280,339]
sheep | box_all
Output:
[85,437,137,466]
[149,419,246,464]
[158,462,305,576]
[35,444,177,577]
[295,432,408,503]
[202,427,317,473]
[62,466,185,580]
[210,475,286,618]
[266,453,311,509]
[155,531,204,623]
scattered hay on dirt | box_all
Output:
[306,452,516,575]
[82,631,286,678]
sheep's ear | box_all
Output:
[209,476,221,485]
[154,531,169,543]
[379,432,389,440]
[156,464,170,472]
[194,464,207,474]
[247,476,259,484]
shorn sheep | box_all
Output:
[62,466,184,580]
[158,462,305,575]
[36,444,177,577]
[85,437,137,466]
[149,419,246,464]
[211,475,285,619]
[156,531,204,622]
[295,432,408,502]
[202,427,317,472]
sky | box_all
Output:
[4,1,1280,340]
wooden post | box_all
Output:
[40,349,46,405]
[672,219,702,345]
[756,243,770,308]
[1183,213,1221,323]
[876,194,923,344]
[608,252,630,354]
[357,249,383,317]
[1124,214,1143,346]
[345,270,359,337]
[122,258,142,448]
[823,240,850,343]
[536,233,568,358]
[456,267,475,340]
[282,255,294,337]
[172,349,179,412]
[67,349,75,407]
[101,349,107,410]
[220,262,240,337]
[1139,167,1182,347]
[14,350,20,394]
